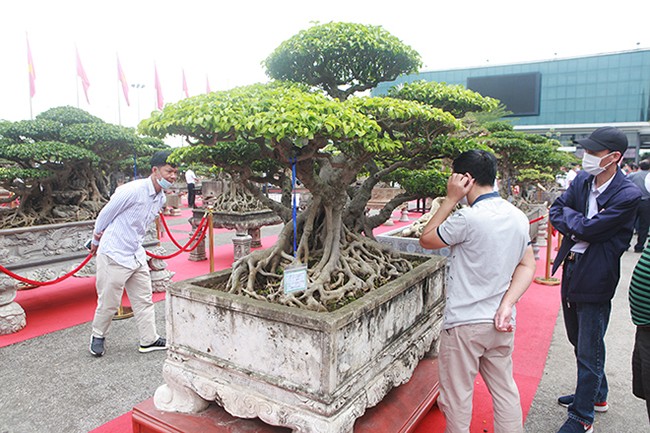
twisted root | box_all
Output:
[225,228,414,312]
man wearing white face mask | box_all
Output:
[550,127,641,433]
[88,150,178,357]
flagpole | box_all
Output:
[117,83,122,125]
[26,32,35,120]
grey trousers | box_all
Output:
[91,254,159,346]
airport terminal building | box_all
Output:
[374,48,650,159]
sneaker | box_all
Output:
[558,394,609,412]
[139,337,167,353]
[89,336,105,357]
[557,418,593,433]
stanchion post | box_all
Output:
[114,305,134,320]
[534,217,561,286]
[208,209,215,273]
[155,216,162,246]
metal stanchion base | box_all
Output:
[113,305,134,320]
[534,277,561,286]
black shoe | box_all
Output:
[558,394,609,412]
[139,337,167,353]
[89,336,105,357]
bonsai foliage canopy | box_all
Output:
[0,106,167,228]
[482,122,578,197]
[264,22,421,101]
[140,23,497,311]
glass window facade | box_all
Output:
[373,49,650,127]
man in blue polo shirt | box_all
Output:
[420,150,536,433]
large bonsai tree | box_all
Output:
[140,23,496,311]
[0,106,168,228]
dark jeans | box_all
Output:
[635,199,650,251]
[562,259,612,425]
[632,327,650,423]
[187,183,196,208]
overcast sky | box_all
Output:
[1,0,648,129]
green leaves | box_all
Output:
[264,22,421,100]
[0,141,98,165]
[142,82,383,145]
[388,80,499,118]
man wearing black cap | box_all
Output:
[550,126,641,433]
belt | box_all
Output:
[566,251,583,262]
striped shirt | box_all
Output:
[630,247,650,326]
[93,177,165,269]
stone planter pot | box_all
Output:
[376,225,451,257]
[154,254,446,433]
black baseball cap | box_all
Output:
[573,127,628,153]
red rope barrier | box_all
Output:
[529,214,548,225]
[159,211,208,249]
[0,253,94,287]
[146,217,209,260]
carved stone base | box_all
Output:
[135,359,439,433]
[0,302,26,335]
[232,234,252,260]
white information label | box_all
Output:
[283,265,308,294]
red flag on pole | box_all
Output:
[26,34,36,98]
[117,56,130,106]
[76,48,91,104]
[182,69,189,98]
[205,75,211,94]
[154,64,164,110]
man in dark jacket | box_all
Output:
[550,126,641,433]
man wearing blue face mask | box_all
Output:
[88,151,178,357]
[550,127,641,433]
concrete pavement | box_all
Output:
[524,245,648,432]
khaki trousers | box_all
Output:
[91,254,158,346]
[437,323,523,433]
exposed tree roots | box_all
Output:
[226,222,414,312]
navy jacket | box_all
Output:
[550,169,641,303]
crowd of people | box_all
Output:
[422,127,650,432]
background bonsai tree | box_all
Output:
[481,122,578,199]
[140,23,497,312]
[0,106,168,228]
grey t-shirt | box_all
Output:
[437,193,530,330]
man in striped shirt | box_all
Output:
[88,151,177,357]
[629,247,650,422]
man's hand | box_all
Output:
[446,173,474,204]
[89,231,102,256]
[494,304,514,332]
